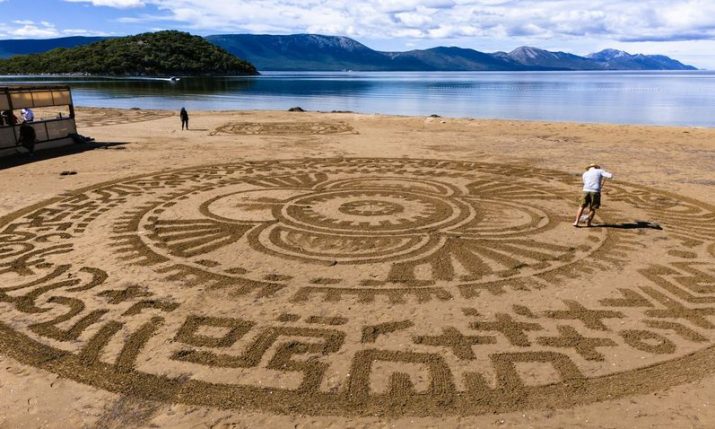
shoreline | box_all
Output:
[73,106,715,130]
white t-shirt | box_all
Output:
[582,168,613,192]
[22,109,34,122]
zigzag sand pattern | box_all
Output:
[0,158,714,416]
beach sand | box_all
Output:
[0,107,714,428]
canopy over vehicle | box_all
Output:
[0,85,78,156]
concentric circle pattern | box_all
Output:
[1,158,714,416]
[338,199,405,216]
[282,189,465,233]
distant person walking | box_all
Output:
[574,163,613,227]
[180,107,189,130]
[21,108,34,123]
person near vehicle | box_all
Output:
[573,163,613,227]
[1,110,18,125]
[21,108,34,122]
[18,123,36,156]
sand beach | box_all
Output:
[0,107,714,428]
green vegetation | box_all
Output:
[0,31,258,76]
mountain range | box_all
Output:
[0,33,697,72]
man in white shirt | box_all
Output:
[573,163,613,227]
[21,108,34,122]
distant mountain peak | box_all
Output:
[507,46,598,70]
[210,33,372,53]
[587,49,630,60]
[587,48,696,70]
[510,46,550,58]
[291,34,370,51]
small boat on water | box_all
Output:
[169,76,181,82]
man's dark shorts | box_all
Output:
[581,191,601,209]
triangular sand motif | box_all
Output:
[242,172,328,189]
[150,219,254,258]
[388,237,573,282]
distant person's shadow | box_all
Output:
[0,141,129,171]
[591,221,663,230]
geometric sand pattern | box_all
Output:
[210,121,356,135]
[0,158,714,416]
[75,107,175,128]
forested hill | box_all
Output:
[0,31,258,76]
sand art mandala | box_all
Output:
[210,121,356,136]
[75,107,175,128]
[1,158,715,416]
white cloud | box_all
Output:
[395,8,435,28]
[3,20,60,38]
[0,20,110,39]
[65,0,146,7]
[65,0,714,44]
[62,28,112,36]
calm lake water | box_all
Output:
[2,71,715,127]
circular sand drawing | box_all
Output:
[210,121,356,136]
[75,107,175,128]
[1,158,715,416]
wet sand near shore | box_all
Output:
[0,107,714,428]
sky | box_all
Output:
[0,0,713,68]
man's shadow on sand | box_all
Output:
[0,141,129,171]
[590,221,663,230]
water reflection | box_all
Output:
[1,71,713,127]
